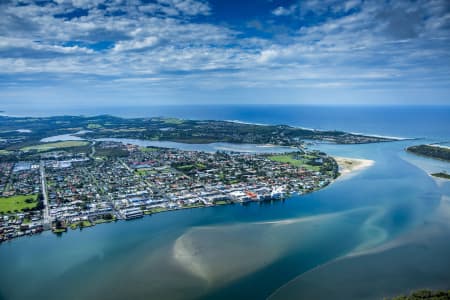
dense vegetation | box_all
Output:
[0,115,396,158]
[267,152,337,175]
[407,145,450,162]
[431,172,450,180]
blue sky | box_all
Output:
[0,0,449,107]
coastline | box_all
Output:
[406,145,450,163]
[333,156,375,179]
[401,150,450,185]
[429,143,450,150]
[349,131,412,141]
[1,154,375,244]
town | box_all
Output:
[0,141,338,242]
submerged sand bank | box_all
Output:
[268,195,450,300]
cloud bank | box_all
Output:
[0,0,449,105]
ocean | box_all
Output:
[0,105,449,300]
[1,104,449,139]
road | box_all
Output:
[89,141,96,158]
[39,161,51,229]
[118,158,169,201]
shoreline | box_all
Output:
[402,149,450,184]
[1,113,405,143]
[349,132,413,141]
[333,156,375,179]
[1,155,373,244]
[429,143,450,150]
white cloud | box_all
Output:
[113,36,159,52]
[157,0,211,16]
[272,5,297,17]
[0,0,449,99]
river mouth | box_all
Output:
[0,139,449,300]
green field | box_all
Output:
[0,194,38,213]
[268,154,321,171]
[139,147,158,153]
[162,118,184,125]
[135,169,152,175]
[87,123,102,129]
[268,154,304,166]
[21,141,89,152]
[214,200,228,205]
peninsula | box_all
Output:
[0,115,385,243]
[406,144,450,162]
[406,144,450,180]
[0,115,396,157]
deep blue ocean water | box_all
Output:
[0,105,449,300]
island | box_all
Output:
[407,144,450,162]
[406,144,450,180]
[0,115,386,243]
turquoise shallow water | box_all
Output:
[0,106,449,300]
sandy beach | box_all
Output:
[429,143,450,150]
[333,156,375,178]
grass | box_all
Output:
[101,128,146,133]
[69,220,93,230]
[214,200,228,205]
[135,169,149,175]
[146,207,170,214]
[0,194,38,213]
[268,154,321,171]
[87,123,102,129]
[162,118,184,125]
[196,163,206,169]
[21,141,89,152]
[81,220,93,227]
[0,150,11,155]
[94,217,116,224]
[176,164,195,171]
[139,147,158,152]
[268,154,304,167]
[184,203,205,208]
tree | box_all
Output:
[55,219,64,229]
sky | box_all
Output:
[0,0,450,108]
